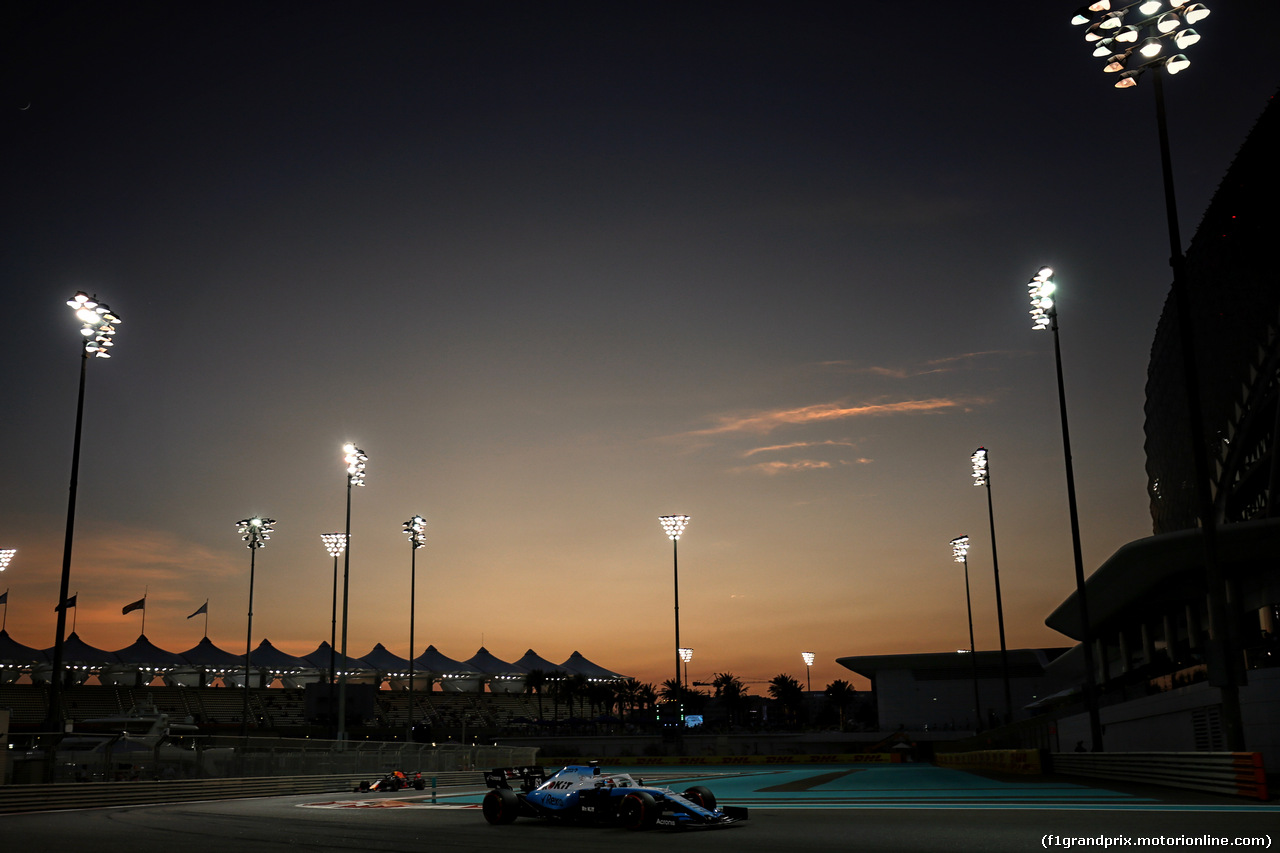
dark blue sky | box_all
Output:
[2,1,1277,689]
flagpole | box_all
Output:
[204,601,209,639]
[141,592,147,636]
[71,593,78,633]
[2,589,8,631]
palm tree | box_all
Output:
[659,678,683,703]
[613,678,641,724]
[713,672,748,728]
[547,669,567,720]
[824,679,857,730]
[525,668,547,720]
[768,673,805,727]
[637,682,657,727]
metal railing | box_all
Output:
[0,770,484,814]
[1049,751,1269,801]
[5,732,537,786]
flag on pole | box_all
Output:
[0,590,7,605]
[123,596,146,615]
[188,601,208,619]
[55,594,77,611]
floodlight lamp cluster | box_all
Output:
[67,292,121,358]
[659,514,690,541]
[237,516,276,549]
[951,535,970,563]
[1028,266,1056,330]
[802,651,816,667]
[0,548,15,571]
[403,515,427,549]
[321,532,347,558]
[1070,0,1208,88]
[343,443,368,486]
[679,647,694,663]
[971,447,989,487]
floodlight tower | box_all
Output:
[659,515,690,703]
[1069,0,1242,751]
[320,533,347,686]
[337,443,367,742]
[402,515,427,742]
[951,536,982,732]
[237,516,275,738]
[1028,266,1103,751]
[679,647,693,689]
[49,292,121,730]
[971,448,1012,724]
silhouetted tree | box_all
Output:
[768,673,804,726]
[824,679,856,730]
[525,669,547,720]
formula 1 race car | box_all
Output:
[482,764,747,830]
[355,770,426,792]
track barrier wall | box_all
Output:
[1048,751,1269,801]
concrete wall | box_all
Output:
[1056,667,1280,768]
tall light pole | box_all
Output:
[0,549,14,632]
[337,443,366,743]
[971,448,1012,724]
[1029,266,1104,751]
[1069,0,1241,751]
[659,514,689,742]
[659,515,689,694]
[951,536,983,732]
[801,651,815,692]
[320,533,346,688]
[678,647,693,689]
[237,516,275,738]
[402,515,427,742]
[49,292,120,730]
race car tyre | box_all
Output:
[619,791,658,831]
[413,779,426,790]
[482,788,520,825]
[683,785,717,811]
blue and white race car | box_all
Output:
[482,763,747,830]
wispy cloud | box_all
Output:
[743,440,858,458]
[819,351,1016,379]
[733,459,834,475]
[688,397,979,437]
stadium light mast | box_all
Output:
[402,515,427,742]
[237,516,275,738]
[0,549,14,632]
[321,533,347,687]
[951,536,982,732]
[49,292,120,731]
[679,647,693,689]
[971,447,1012,724]
[1069,0,1242,751]
[1028,266,1103,751]
[337,443,366,743]
[659,515,690,700]
[801,651,815,692]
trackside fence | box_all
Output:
[1048,751,1269,801]
[5,734,537,786]
[0,771,483,814]
[936,749,1269,801]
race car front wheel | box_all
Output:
[683,785,717,811]
[619,791,658,831]
[482,788,520,825]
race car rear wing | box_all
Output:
[484,765,548,792]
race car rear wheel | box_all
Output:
[482,788,520,825]
[683,785,717,811]
[619,791,658,831]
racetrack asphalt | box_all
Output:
[2,764,1275,852]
